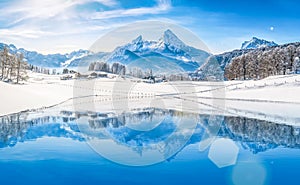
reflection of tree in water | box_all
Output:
[0,113,30,147]
[0,112,82,148]
[66,108,201,130]
[86,109,167,129]
[85,108,200,159]
[222,116,300,153]
[196,115,300,154]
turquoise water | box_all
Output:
[0,109,299,185]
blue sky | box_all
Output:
[0,0,299,54]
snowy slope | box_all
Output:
[194,49,251,80]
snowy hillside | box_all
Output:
[193,37,279,80]
[194,49,252,80]
[241,37,278,49]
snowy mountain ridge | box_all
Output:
[241,37,278,49]
[0,35,283,77]
[0,43,91,68]
[0,29,210,73]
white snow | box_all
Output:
[1,72,300,126]
[0,72,74,116]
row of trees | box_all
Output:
[28,64,54,75]
[0,47,28,83]
[88,61,154,78]
[88,61,191,81]
[225,43,300,80]
[88,62,126,75]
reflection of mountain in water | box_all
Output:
[0,109,299,155]
[0,114,84,148]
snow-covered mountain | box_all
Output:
[0,43,91,68]
[104,29,211,74]
[241,37,278,49]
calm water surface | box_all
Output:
[0,108,299,185]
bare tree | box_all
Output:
[16,53,23,83]
[1,47,9,80]
[0,48,27,83]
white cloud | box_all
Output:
[0,28,54,39]
[81,0,118,7]
[0,0,172,28]
[0,0,119,24]
[2,0,73,21]
[0,0,173,54]
[91,0,172,20]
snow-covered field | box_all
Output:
[1,71,300,126]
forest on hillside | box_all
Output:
[225,43,300,80]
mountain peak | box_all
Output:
[241,37,278,49]
[164,29,176,37]
[162,29,185,47]
[132,35,143,44]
